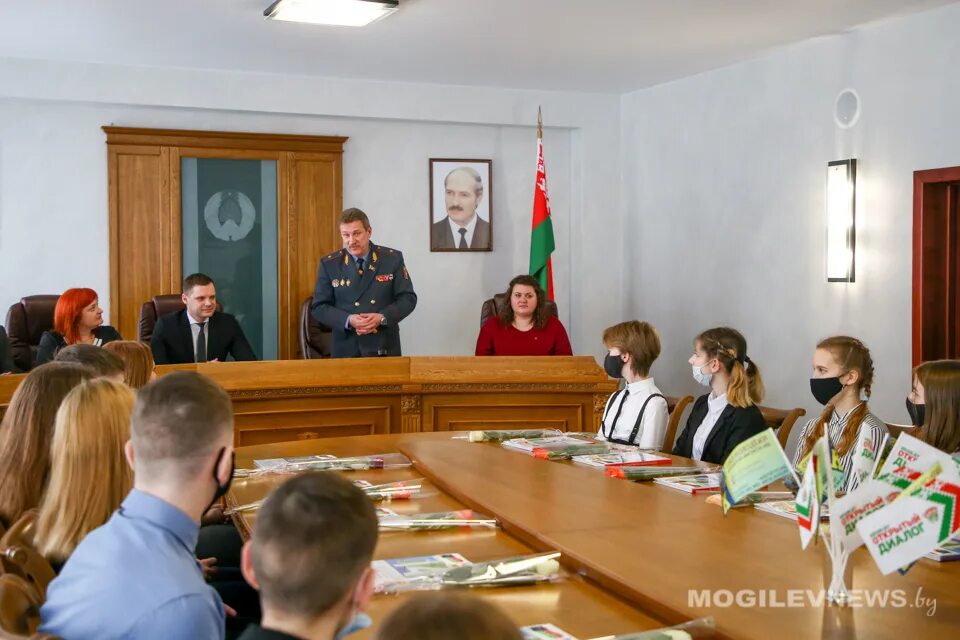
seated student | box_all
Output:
[34,379,135,571]
[597,320,669,449]
[36,288,122,365]
[792,337,887,493]
[475,275,572,356]
[55,343,126,380]
[151,273,258,364]
[908,359,960,455]
[0,324,15,374]
[40,372,234,639]
[238,472,377,640]
[673,327,766,465]
[375,592,521,640]
[104,340,157,388]
[0,362,94,528]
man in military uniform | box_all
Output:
[312,208,418,357]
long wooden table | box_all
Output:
[1,357,616,446]
[229,434,960,639]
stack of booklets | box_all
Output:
[924,537,960,562]
[754,499,830,521]
[372,551,561,593]
[502,435,610,460]
[573,451,671,469]
[252,453,411,472]
[652,473,722,494]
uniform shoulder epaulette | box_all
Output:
[376,245,398,255]
[322,250,342,262]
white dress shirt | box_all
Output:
[187,312,209,362]
[692,392,729,461]
[447,214,478,248]
[598,377,669,449]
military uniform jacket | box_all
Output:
[311,244,417,357]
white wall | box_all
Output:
[0,58,621,357]
[621,2,960,451]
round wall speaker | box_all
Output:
[834,89,861,129]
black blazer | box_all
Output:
[150,309,257,365]
[35,325,122,366]
[0,325,15,374]
[431,216,491,250]
[672,394,767,465]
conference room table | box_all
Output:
[228,433,960,640]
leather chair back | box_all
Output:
[0,511,53,602]
[138,295,221,343]
[4,296,59,372]
[299,297,332,359]
[0,574,43,638]
[480,293,558,329]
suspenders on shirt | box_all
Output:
[600,389,665,446]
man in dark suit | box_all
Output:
[312,208,417,357]
[431,166,491,250]
[151,273,258,364]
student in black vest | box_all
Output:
[597,320,669,449]
[151,273,258,365]
[673,327,766,465]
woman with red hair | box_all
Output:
[36,288,122,365]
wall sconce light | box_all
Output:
[826,159,857,282]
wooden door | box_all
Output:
[913,166,960,364]
[104,128,347,359]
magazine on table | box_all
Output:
[652,473,721,494]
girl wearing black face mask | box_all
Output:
[793,336,887,493]
[597,321,669,449]
[910,360,960,455]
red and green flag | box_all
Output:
[530,107,555,300]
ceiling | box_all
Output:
[1,0,955,93]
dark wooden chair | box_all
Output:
[662,394,695,451]
[885,422,917,441]
[298,297,332,359]
[0,512,54,601]
[0,574,43,638]
[759,405,808,449]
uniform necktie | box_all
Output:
[357,257,365,276]
[196,322,207,363]
[458,228,468,249]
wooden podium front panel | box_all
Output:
[422,393,588,433]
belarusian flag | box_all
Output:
[796,453,820,549]
[530,107,555,300]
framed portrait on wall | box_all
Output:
[429,158,493,252]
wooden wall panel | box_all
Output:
[423,393,587,433]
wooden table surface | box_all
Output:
[229,433,960,640]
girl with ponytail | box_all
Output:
[672,327,767,464]
[792,336,887,493]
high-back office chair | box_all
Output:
[479,293,558,328]
[137,295,222,343]
[4,296,59,372]
[885,422,916,441]
[298,298,332,359]
[760,405,807,449]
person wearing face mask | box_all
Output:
[40,371,235,640]
[597,320,669,449]
[672,327,766,465]
[239,472,378,640]
[792,336,887,493]
[36,287,123,365]
[908,360,960,455]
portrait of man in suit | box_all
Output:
[430,160,492,252]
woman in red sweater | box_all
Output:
[475,275,573,356]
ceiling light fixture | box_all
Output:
[264,0,399,27]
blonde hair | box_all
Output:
[798,336,875,461]
[104,340,155,389]
[914,360,960,454]
[602,320,661,376]
[695,327,764,408]
[34,378,135,563]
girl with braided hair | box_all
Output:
[792,336,887,493]
[672,327,767,464]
